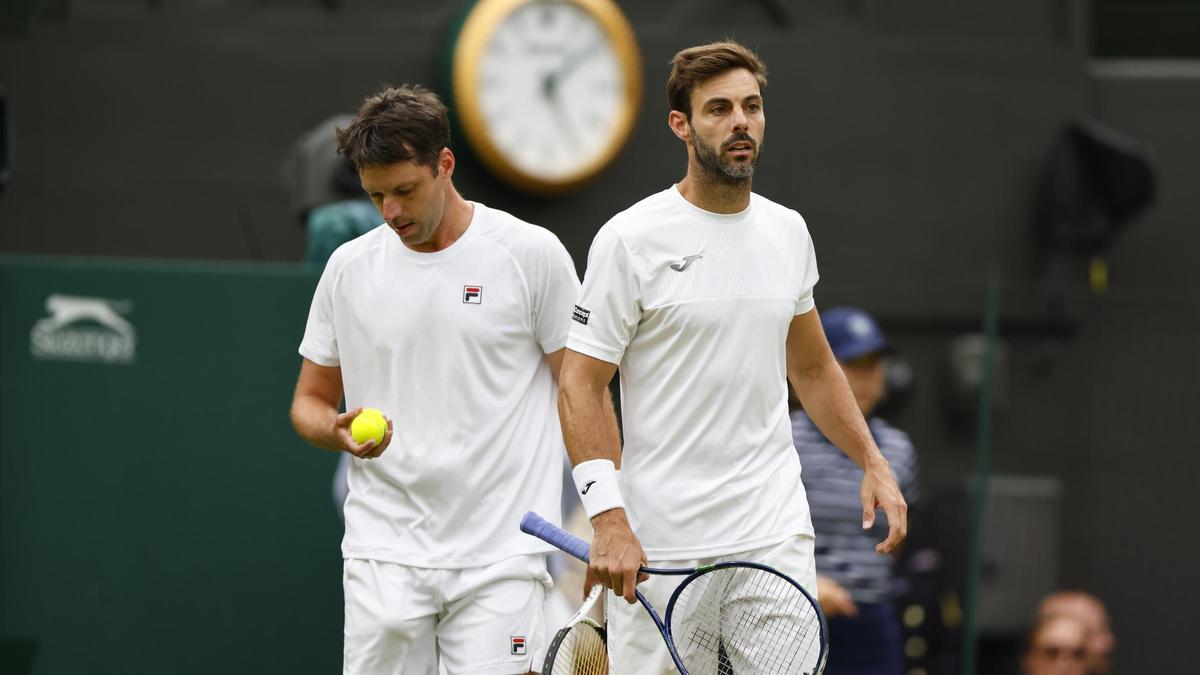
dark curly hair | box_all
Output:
[335,84,451,174]
[667,41,768,119]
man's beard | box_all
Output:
[691,130,762,184]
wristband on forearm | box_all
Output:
[572,459,624,519]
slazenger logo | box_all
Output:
[29,294,137,364]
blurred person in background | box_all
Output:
[306,156,381,267]
[1022,614,1091,675]
[289,84,580,675]
[791,307,919,675]
[296,155,382,521]
[1038,591,1115,674]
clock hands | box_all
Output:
[547,92,582,147]
[539,38,603,149]
[541,38,602,100]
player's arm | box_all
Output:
[558,349,646,603]
[545,348,566,383]
[290,358,391,459]
[785,308,908,553]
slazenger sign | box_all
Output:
[29,294,137,364]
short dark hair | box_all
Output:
[335,84,451,173]
[666,40,768,119]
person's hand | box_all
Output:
[589,509,648,604]
[334,407,393,459]
[861,457,908,554]
[816,575,858,619]
[582,565,602,602]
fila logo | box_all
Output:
[463,285,483,304]
[572,305,590,325]
[670,254,703,272]
[510,636,526,655]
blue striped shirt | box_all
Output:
[792,410,920,604]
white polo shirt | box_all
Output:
[567,186,820,559]
[300,203,580,568]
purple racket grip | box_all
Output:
[520,511,592,563]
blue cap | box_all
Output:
[821,307,890,361]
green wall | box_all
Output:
[0,256,342,674]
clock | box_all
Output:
[450,0,642,195]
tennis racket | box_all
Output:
[521,511,828,675]
[544,583,608,675]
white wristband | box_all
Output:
[572,459,625,519]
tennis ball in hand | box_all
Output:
[350,408,387,445]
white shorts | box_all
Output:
[606,534,817,675]
[344,555,552,675]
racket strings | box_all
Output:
[670,566,822,675]
[547,622,608,675]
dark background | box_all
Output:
[2,0,1199,672]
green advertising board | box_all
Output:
[0,256,343,674]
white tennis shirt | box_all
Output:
[300,203,580,568]
[567,186,820,559]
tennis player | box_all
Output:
[290,85,580,675]
[557,41,909,670]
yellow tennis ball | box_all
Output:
[351,408,387,445]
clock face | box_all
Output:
[452,0,642,194]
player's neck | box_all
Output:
[426,188,474,252]
[677,168,752,215]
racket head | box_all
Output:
[664,561,828,675]
[543,619,607,675]
[543,585,609,675]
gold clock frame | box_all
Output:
[451,0,643,196]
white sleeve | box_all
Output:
[795,219,820,316]
[298,258,340,366]
[566,224,641,365]
[530,231,582,353]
